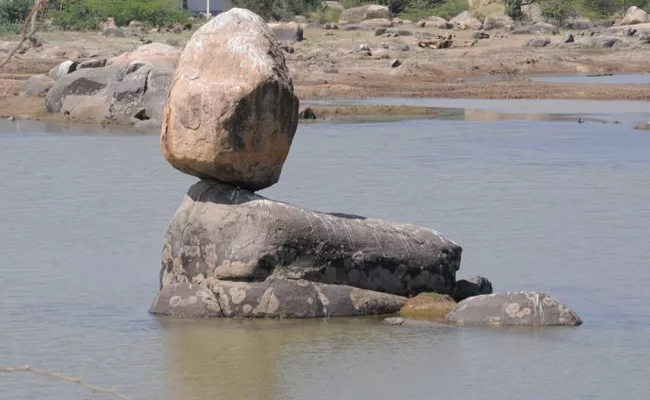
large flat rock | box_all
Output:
[149,278,407,318]
[445,292,583,326]
[159,180,462,298]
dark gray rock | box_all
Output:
[45,67,117,114]
[483,15,513,30]
[159,180,462,298]
[298,107,317,119]
[445,292,583,326]
[383,317,455,329]
[78,58,108,69]
[452,276,493,302]
[45,60,173,125]
[386,28,412,36]
[149,278,407,318]
[472,31,490,40]
[103,27,125,37]
[563,33,575,43]
[389,59,401,68]
[524,37,551,48]
[513,22,560,35]
[47,60,77,80]
[21,74,55,97]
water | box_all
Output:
[1,100,650,400]
[466,72,650,85]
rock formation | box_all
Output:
[149,8,464,318]
[339,5,390,23]
[160,8,299,191]
[445,292,583,326]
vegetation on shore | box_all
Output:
[1,0,649,35]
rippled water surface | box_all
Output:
[1,102,650,399]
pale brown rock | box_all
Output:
[620,6,649,25]
[399,293,457,320]
[160,8,299,191]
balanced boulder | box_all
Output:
[158,181,462,299]
[445,292,583,326]
[161,8,300,191]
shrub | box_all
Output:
[539,0,576,26]
[0,0,32,24]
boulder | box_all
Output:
[606,22,650,35]
[322,1,345,11]
[298,107,317,119]
[483,14,514,31]
[45,60,174,125]
[149,278,407,318]
[450,11,483,30]
[389,58,401,68]
[269,22,304,42]
[21,74,55,97]
[524,37,551,47]
[398,293,456,320]
[103,27,125,37]
[106,42,181,68]
[383,317,455,329]
[374,27,387,36]
[585,36,622,48]
[513,22,560,35]
[339,5,390,22]
[47,60,77,80]
[45,67,117,114]
[472,31,490,40]
[424,16,452,29]
[641,32,650,43]
[158,180,462,298]
[563,33,575,43]
[160,8,299,191]
[620,6,649,25]
[360,18,393,28]
[386,27,412,36]
[78,58,107,69]
[445,292,583,326]
[451,276,493,302]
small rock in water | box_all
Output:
[452,276,493,302]
[7,116,15,121]
[389,59,401,68]
[298,107,317,120]
[633,121,650,130]
[446,291,583,326]
[399,293,456,320]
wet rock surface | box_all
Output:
[159,180,461,299]
[398,293,456,320]
[149,278,407,318]
[383,317,455,329]
[445,292,583,326]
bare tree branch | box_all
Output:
[0,0,48,69]
[2,365,134,400]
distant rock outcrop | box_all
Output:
[339,5,390,23]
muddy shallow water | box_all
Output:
[1,100,649,399]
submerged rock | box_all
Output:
[161,8,299,191]
[445,292,583,326]
[398,293,456,320]
[158,180,462,299]
[383,317,455,329]
[149,278,407,318]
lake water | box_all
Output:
[1,99,650,400]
